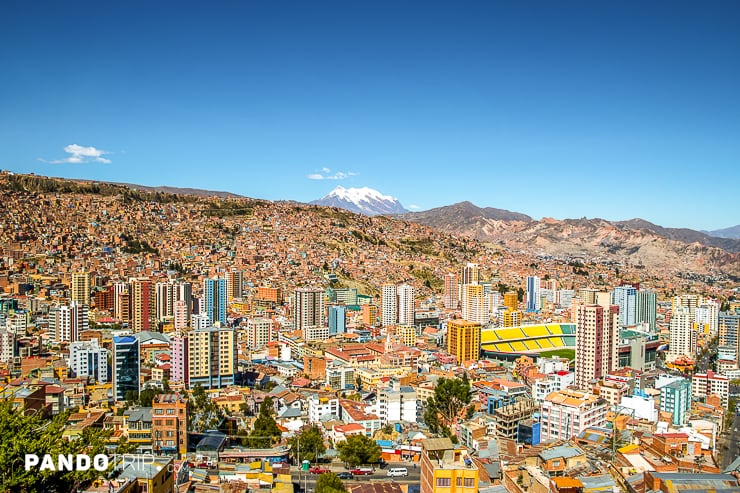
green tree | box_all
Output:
[0,400,110,492]
[423,376,472,438]
[188,383,223,432]
[336,434,381,467]
[288,425,326,463]
[315,472,346,493]
[246,397,281,448]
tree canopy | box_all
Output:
[188,383,223,432]
[0,400,109,492]
[288,425,326,463]
[315,472,346,493]
[336,434,381,467]
[423,375,472,439]
[245,397,282,448]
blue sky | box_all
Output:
[0,1,738,230]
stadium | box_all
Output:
[480,323,576,361]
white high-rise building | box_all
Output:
[49,302,88,343]
[155,281,174,321]
[397,284,415,325]
[613,285,637,327]
[669,307,696,361]
[526,276,541,312]
[695,300,719,336]
[246,317,274,350]
[0,328,13,363]
[461,284,489,325]
[69,339,109,382]
[381,284,397,327]
[191,313,211,330]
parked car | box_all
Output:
[309,466,331,474]
[336,472,354,480]
[349,467,374,475]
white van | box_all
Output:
[387,467,408,477]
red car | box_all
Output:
[349,467,374,476]
[309,466,331,474]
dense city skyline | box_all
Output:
[1,1,738,230]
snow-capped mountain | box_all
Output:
[311,186,408,216]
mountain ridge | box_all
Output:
[311,186,407,216]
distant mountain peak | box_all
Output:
[311,186,408,216]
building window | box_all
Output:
[464,478,474,487]
[456,477,462,486]
[436,478,450,487]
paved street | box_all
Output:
[291,462,421,492]
[719,413,740,471]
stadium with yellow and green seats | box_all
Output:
[480,323,576,359]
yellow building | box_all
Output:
[362,304,378,326]
[397,324,417,347]
[447,319,481,364]
[502,309,522,327]
[115,455,175,493]
[71,271,90,306]
[503,292,518,310]
[421,438,479,493]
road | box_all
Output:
[292,462,421,492]
[718,413,740,471]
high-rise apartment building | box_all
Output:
[113,335,140,402]
[461,263,479,286]
[49,302,88,343]
[294,287,325,330]
[381,284,397,327]
[173,300,188,332]
[0,328,14,364]
[574,304,618,389]
[613,285,637,327]
[130,278,153,332]
[203,277,227,326]
[719,312,740,361]
[695,300,719,335]
[526,276,541,312]
[328,305,347,336]
[397,284,415,325]
[69,339,109,382]
[669,307,696,361]
[155,282,174,322]
[170,335,188,386]
[635,290,657,330]
[443,273,458,310]
[226,270,244,302]
[361,305,378,326]
[503,292,518,311]
[174,281,192,319]
[71,272,90,306]
[447,319,481,364]
[461,284,489,325]
[188,326,236,389]
[246,317,274,350]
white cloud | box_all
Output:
[408,204,421,210]
[40,144,111,164]
[307,167,359,180]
